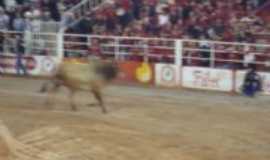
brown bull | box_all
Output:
[39,59,118,113]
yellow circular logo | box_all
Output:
[136,63,152,83]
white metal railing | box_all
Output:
[67,0,104,13]
[0,31,270,71]
[40,21,61,33]
[63,34,176,62]
[182,39,270,70]
[62,33,270,70]
[255,32,270,36]
[254,32,270,46]
[0,30,63,61]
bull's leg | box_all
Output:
[68,90,77,111]
[45,81,61,109]
[40,78,60,93]
[39,81,50,93]
[92,89,107,114]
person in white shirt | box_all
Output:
[0,7,9,30]
[243,46,256,68]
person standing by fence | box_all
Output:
[15,35,27,76]
[242,64,262,97]
[0,32,4,74]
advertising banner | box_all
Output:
[117,61,154,84]
[182,67,233,91]
[0,54,58,76]
[155,64,181,87]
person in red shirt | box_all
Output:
[88,39,102,59]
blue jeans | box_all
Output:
[16,56,27,75]
[243,82,260,97]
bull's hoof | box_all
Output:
[71,105,78,111]
[39,87,47,93]
[71,108,78,112]
[45,103,54,110]
[87,103,98,107]
[44,99,53,110]
[101,108,108,114]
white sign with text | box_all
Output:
[182,67,233,91]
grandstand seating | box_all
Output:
[0,0,269,71]
[0,0,82,31]
[256,1,270,21]
[63,0,270,70]
[68,0,269,43]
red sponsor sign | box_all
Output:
[116,61,155,84]
[0,55,37,71]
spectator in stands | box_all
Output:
[88,39,102,59]
[116,6,133,29]
[41,0,61,21]
[74,15,93,34]
[61,11,75,28]
[199,35,211,67]
[0,7,9,30]
[24,11,33,31]
[3,0,16,8]
[31,10,42,32]
[243,46,256,68]
[13,13,25,31]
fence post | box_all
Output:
[143,39,149,63]
[56,30,64,63]
[210,45,215,68]
[175,39,183,67]
[23,31,33,55]
[114,38,120,61]
[175,39,183,87]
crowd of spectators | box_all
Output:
[66,0,270,70]
[0,0,269,43]
[71,0,269,44]
[0,0,269,70]
[0,0,81,32]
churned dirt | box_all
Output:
[0,76,269,160]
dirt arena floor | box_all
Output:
[0,76,269,160]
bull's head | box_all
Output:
[96,61,118,82]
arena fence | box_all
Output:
[40,21,61,33]
[254,32,270,45]
[0,31,63,76]
[0,31,270,95]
